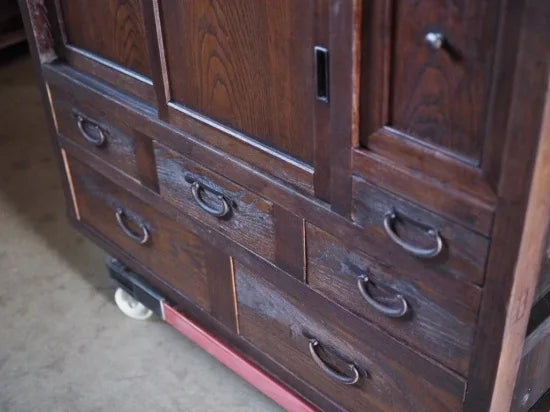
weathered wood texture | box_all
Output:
[235,261,465,412]
[48,81,139,181]
[206,252,237,332]
[511,316,550,411]
[274,206,305,282]
[488,8,550,408]
[69,156,211,310]
[464,0,550,410]
[154,143,276,261]
[352,177,489,285]
[20,0,550,409]
[535,232,550,303]
[306,223,479,375]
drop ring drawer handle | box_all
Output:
[191,181,231,218]
[357,274,408,318]
[75,114,106,147]
[308,339,360,385]
[383,210,443,259]
[115,207,150,245]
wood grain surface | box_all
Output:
[235,261,465,412]
[352,177,490,285]
[307,223,480,375]
[59,0,151,76]
[154,142,276,261]
[390,0,497,164]
[158,0,317,164]
[69,155,211,310]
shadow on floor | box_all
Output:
[0,50,280,412]
[0,49,110,298]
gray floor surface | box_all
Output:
[0,52,281,412]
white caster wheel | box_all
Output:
[114,287,153,320]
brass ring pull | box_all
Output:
[115,207,149,245]
[308,339,360,385]
[75,114,106,147]
[357,275,408,318]
[383,210,443,259]
[191,181,231,218]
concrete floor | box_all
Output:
[0,51,281,412]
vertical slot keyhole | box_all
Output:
[315,46,329,102]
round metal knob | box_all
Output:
[425,32,444,50]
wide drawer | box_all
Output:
[154,143,276,261]
[49,81,140,182]
[235,262,465,411]
[307,223,479,376]
[67,155,210,310]
[352,176,489,285]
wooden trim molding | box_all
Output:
[464,0,550,408]
[60,149,80,220]
[489,70,550,412]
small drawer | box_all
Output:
[49,81,139,181]
[352,176,489,285]
[307,223,479,375]
[68,155,210,309]
[154,143,276,261]
[235,262,465,411]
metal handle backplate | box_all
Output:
[357,274,408,318]
[76,114,106,147]
[308,339,360,385]
[383,211,443,259]
[191,181,231,218]
[115,207,149,245]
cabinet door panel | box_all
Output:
[159,0,318,164]
[58,0,151,77]
[390,0,494,163]
[355,0,502,233]
[362,0,497,164]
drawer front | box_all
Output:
[68,155,210,309]
[352,176,489,284]
[307,223,479,375]
[535,232,550,302]
[154,143,276,260]
[49,82,139,181]
[235,262,465,411]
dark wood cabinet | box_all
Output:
[20,0,550,410]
